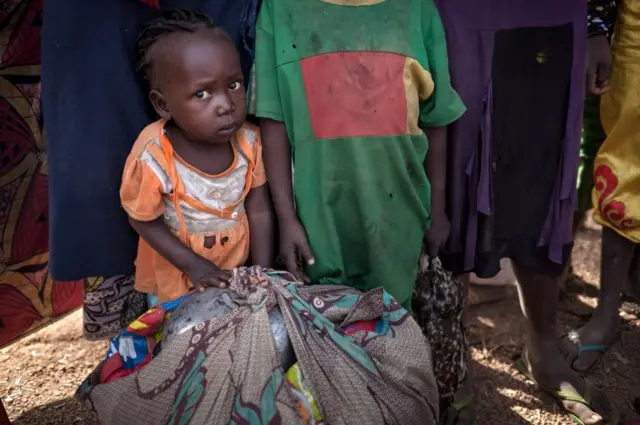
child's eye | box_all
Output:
[194,90,211,100]
[229,81,242,91]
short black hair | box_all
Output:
[136,9,226,81]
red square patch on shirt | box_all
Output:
[301,52,407,139]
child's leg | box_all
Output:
[624,244,640,300]
[564,96,606,293]
[513,262,614,424]
[569,227,635,373]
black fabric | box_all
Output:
[44,0,259,280]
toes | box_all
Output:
[562,399,603,424]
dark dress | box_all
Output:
[43,0,259,281]
[435,0,587,277]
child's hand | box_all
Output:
[586,35,612,96]
[425,210,451,258]
[185,255,233,292]
[278,217,315,283]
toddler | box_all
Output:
[121,9,273,304]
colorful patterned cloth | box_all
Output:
[77,267,439,425]
[0,0,84,349]
[253,0,466,308]
[593,0,640,242]
[82,274,147,340]
[285,363,323,423]
[99,296,185,384]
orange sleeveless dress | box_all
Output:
[120,120,266,302]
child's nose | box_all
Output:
[215,94,235,115]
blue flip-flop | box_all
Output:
[566,330,611,375]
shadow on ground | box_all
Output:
[11,398,97,425]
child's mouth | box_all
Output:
[218,122,237,135]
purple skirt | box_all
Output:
[436,0,586,277]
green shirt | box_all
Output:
[254,0,465,307]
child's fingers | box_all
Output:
[198,277,228,289]
[217,270,233,284]
[283,251,302,277]
[297,240,315,266]
[193,281,208,293]
[293,270,310,284]
[586,73,611,96]
[596,79,610,95]
[586,72,598,95]
[211,279,228,288]
[597,60,612,86]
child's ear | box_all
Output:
[149,89,171,120]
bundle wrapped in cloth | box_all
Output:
[77,267,439,425]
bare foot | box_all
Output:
[525,341,616,425]
[562,313,620,374]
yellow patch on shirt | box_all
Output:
[404,57,435,135]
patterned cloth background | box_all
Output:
[0,0,83,349]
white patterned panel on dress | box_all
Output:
[140,134,256,233]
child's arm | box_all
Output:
[586,0,617,96]
[246,184,275,267]
[424,126,450,257]
[261,119,315,281]
[260,120,296,222]
[253,0,314,280]
[420,0,467,257]
[129,217,232,291]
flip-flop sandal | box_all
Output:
[514,356,620,425]
[441,392,475,425]
[565,329,612,375]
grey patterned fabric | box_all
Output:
[78,267,439,425]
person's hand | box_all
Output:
[425,210,451,258]
[278,216,315,282]
[185,255,232,292]
[586,35,612,96]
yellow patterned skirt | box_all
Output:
[592,0,640,242]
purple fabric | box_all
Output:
[436,0,586,271]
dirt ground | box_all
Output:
[1,218,639,425]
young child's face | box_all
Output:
[150,29,246,144]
